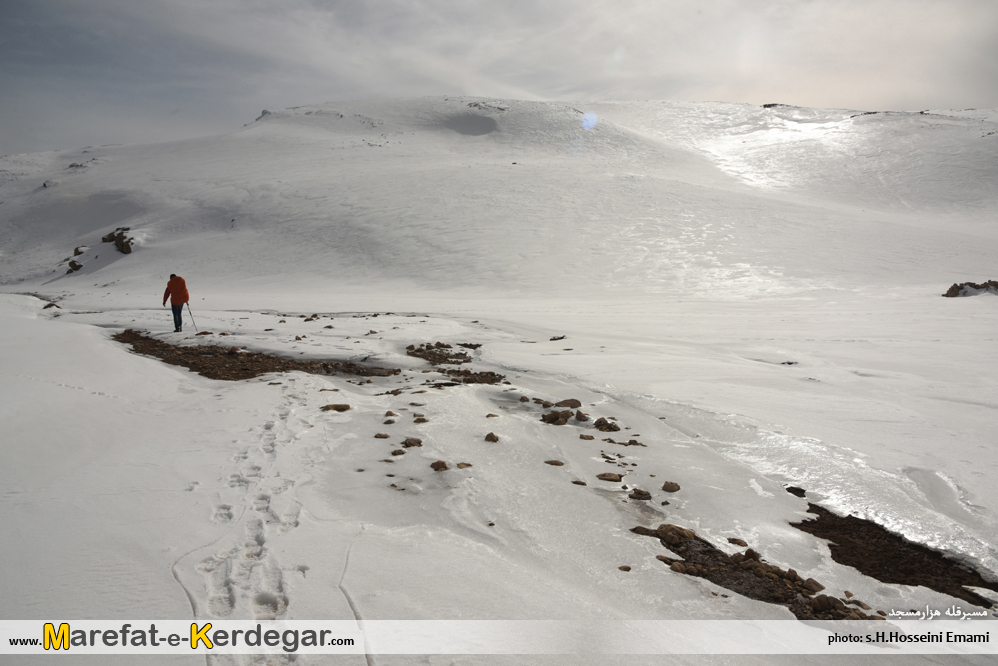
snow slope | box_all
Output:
[1,97,997,662]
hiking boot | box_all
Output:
[174,327,181,333]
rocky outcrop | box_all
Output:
[102,227,135,254]
[942,280,998,297]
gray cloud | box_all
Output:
[2,0,996,154]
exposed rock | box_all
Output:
[321,404,351,412]
[101,227,134,254]
[579,434,594,440]
[374,433,389,439]
[456,463,473,469]
[66,260,82,273]
[391,449,405,456]
[575,410,589,422]
[402,438,423,447]
[555,399,582,408]
[383,419,395,424]
[597,473,622,482]
[618,566,631,572]
[628,489,652,501]
[572,480,587,486]
[661,481,681,493]
[73,246,86,256]
[484,432,499,442]
[785,486,806,497]
[486,413,498,418]
[407,342,471,365]
[430,460,448,472]
[43,302,61,309]
[728,538,749,547]
[385,411,397,416]
[443,368,506,384]
[593,417,620,432]
[943,280,998,297]
[541,409,573,425]
[414,417,428,423]
[544,460,564,466]
[519,396,529,402]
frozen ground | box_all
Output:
[1,97,997,663]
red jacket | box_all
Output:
[163,276,189,306]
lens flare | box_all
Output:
[582,112,598,131]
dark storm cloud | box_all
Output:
[2,0,997,154]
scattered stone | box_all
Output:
[519,396,529,402]
[661,481,681,493]
[484,432,499,442]
[391,449,405,456]
[43,302,61,309]
[572,480,587,486]
[385,411,397,416]
[456,463,473,469]
[402,438,423,447]
[430,460,448,472]
[728,538,749,547]
[593,417,620,432]
[322,404,351,412]
[268,381,282,385]
[66,260,82,273]
[555,398,582,408]
[618,566,631,572]
[383,419,395,424]
[544,460,564,466]
[785,486,806,498]
[101,227,134,254]
[414,417,428,423]
[541,409,573,425]
[597,473,622,482]
[443,368,506,384]
[628,489,652,501]
[486,413,499,418]
[575,410,589,422]
[579,434,594,440]
[374,433,390,439]
[407,342,471,365]
[356,469,364,472]
[73,246,86,256]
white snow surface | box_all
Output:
[2,96,998,662]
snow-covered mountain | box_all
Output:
[2,97,997,662]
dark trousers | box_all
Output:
[171,304,184,330]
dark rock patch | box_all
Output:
[544,460,564,466]
[406,342,471,365]
[943,280,998,297]
[791,503,998,607]
[430,461,448,472]
[112,329,401,381]
[443,368,506,384]
[593,417,620,432]
[785,486,806,497]
[597,473,622,482]
[484,432,499,442]
[555,399,582,408]
[631,524,881,620]
[661,481,681,493]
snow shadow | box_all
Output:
[442,113,498,136]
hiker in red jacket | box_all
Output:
[163,274,189,332]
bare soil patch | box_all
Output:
[113,329,400,381]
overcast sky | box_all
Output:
[2,0,996,155]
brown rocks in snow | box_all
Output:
[430,460,448,472]
[575,410,589,422]
[593,417,620,432]
[802,578,824,593]
[402,438,422,448]
[73,246,86,256]
[484,432,499,442]
[728,538,749,547]
[66,260,82,273]
[385,411,397,416]
[413,417,428,423]
[943,280,998,297]
[519,396,529,402]
[660,481,681,493]
[579,434,594,440]
[544,460,564,466]
[486,413,498,418]
[541,409,573,425]
[555,399,582,408]
[383,419,395,424]
[597,473,622,482]
[456,463,473,469]
[391,449,405,456]
[374,433,390,439]
[618,566,631,572]
[321,404,351,412]
[572,480,587,486]
[102,227,134,254]
[671,562,687,574]
[628,489,652,501]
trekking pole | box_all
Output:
[186,303,199,332]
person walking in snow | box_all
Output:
[163,274,189,332]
